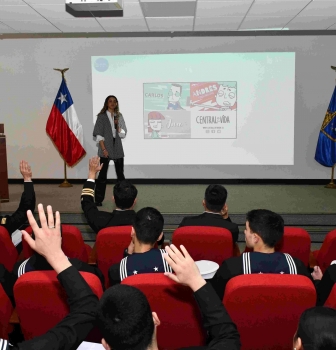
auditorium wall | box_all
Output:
[0,35,334,179]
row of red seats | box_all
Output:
[1,225,336,286]
[1,225,336,349]
[2,270,336,349]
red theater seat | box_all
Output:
[0,284,14,340]
[172,226,233,265]
[310,229,336,273]
[122,274,206,349]
[96,226,133,289]
[14,270,103,340]
[244,226,311,266]
[224,274,316,350]
[0,226,19,272]
[22,225,92,263]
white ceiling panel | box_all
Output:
[1,19,61,33]
[0,21,19,33]
[123,2,144,18]
[195,16,243,31]
[50,18,105,32]
[97,17,148,31]
[0,5,43,20]
[146,16,193,31]
[29,4,74,19]
[298,0,336,17]
[240,16,292,29]
[286,15,336,29]
[196,1,253,18]
[247,0,311,17]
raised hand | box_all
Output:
[20,160,32,181]
[22,204,71,274]
[163,244,206,292]
[89,156,104,178]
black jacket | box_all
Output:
[81,180,164,245]
[81,180,136,233]
[0,182,36,237]
[179,212,239,243]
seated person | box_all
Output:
[99,244,241,350]
[2,204,99,350]
[178,184,239,244]
[293,306,336,349]
[210,209,314,300]
[10,226,105,294]
[81,157,165,246]
[1,206,241,350]
[81,156,137,233]
[0,161,36,251]
[311,263,336,306]
[108,207,171,286]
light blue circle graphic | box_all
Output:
[94,58,109,72]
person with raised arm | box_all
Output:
[0,204,99,350]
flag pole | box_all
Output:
[325,163,336,189]
[53,68,73,188]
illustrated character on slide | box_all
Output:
[148,111,165,139]
[216,85,237,111]
[167,84,184,110]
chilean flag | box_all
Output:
[46,79,86,166]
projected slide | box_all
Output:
[144,82,237,139]
[91,52,295,165]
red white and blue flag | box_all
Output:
[46,79,86,166]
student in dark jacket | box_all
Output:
[108,207,171,286]
[1,203,99,350]
[0,161,36,251]
[179,184,239,244]
[81,156,164,244]
[210,209,316,301]
[12,250,105,294]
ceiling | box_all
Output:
[0,0,336,35]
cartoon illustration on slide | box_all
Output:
[216,85,237,111]
[143,82,236,139]
[167,84,185,110]
[190,82,237,111]
[148,111,165,138]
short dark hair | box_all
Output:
[204,185,227,212]
[172,83,182,94]
[295,307,336,350]
[113,181,138,210]
[96,284,154,350]
[246,209,284,248]
[133,207,163,245]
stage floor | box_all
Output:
[1,183,335,245]
[2,183,336,214]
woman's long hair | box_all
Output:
[98,95,120,116]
